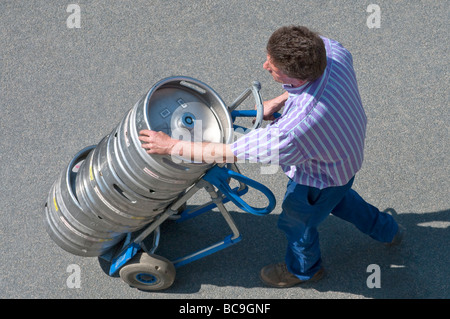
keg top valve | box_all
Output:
[180,112,196,129]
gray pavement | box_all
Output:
[0,1,448,300]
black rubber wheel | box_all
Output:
[119,253,176,291]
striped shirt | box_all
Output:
[230,37,367,189]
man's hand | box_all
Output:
[138,130,177,155]
[260,91,289,121]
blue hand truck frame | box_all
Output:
[100,163,276,282]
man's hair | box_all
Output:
[266,25,327,81]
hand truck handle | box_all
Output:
[202,166,276,216]
[228,81,265,130]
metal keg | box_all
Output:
[44,76,235,257]
[44,146,125,257]
[111,77,234,199]
[75,134,171,233]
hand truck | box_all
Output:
[99,162,276,291]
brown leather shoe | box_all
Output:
[260,263,324,288]
[385,224,405,247]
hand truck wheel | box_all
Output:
[119,252,176,291]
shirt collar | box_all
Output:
[282,81,310,95]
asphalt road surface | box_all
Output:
[0,1,448,300]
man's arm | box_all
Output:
[138,130,237,164]
[262,91,289,120]
[138,93,287,163]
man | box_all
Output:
[139,25,404,288]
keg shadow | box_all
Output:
[98,207,449,298]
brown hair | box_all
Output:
[266,25,327,81]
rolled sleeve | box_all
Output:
[230,126,305,166]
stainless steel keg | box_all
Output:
[75,134,172,233]
[44,146,125,257]
[44,76,235,257]
[111,77,234,199]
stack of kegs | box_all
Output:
[44,77,234,257]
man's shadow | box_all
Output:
[99,206,449,298]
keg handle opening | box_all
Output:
[179,80,207,94]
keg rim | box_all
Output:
[143,76,234,145]
[65,145,96,207]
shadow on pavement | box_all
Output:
[98,207,449,298]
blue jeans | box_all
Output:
[278,177,398,280]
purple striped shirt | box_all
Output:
[230,37,367,189]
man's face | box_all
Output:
[263,54,293,84]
